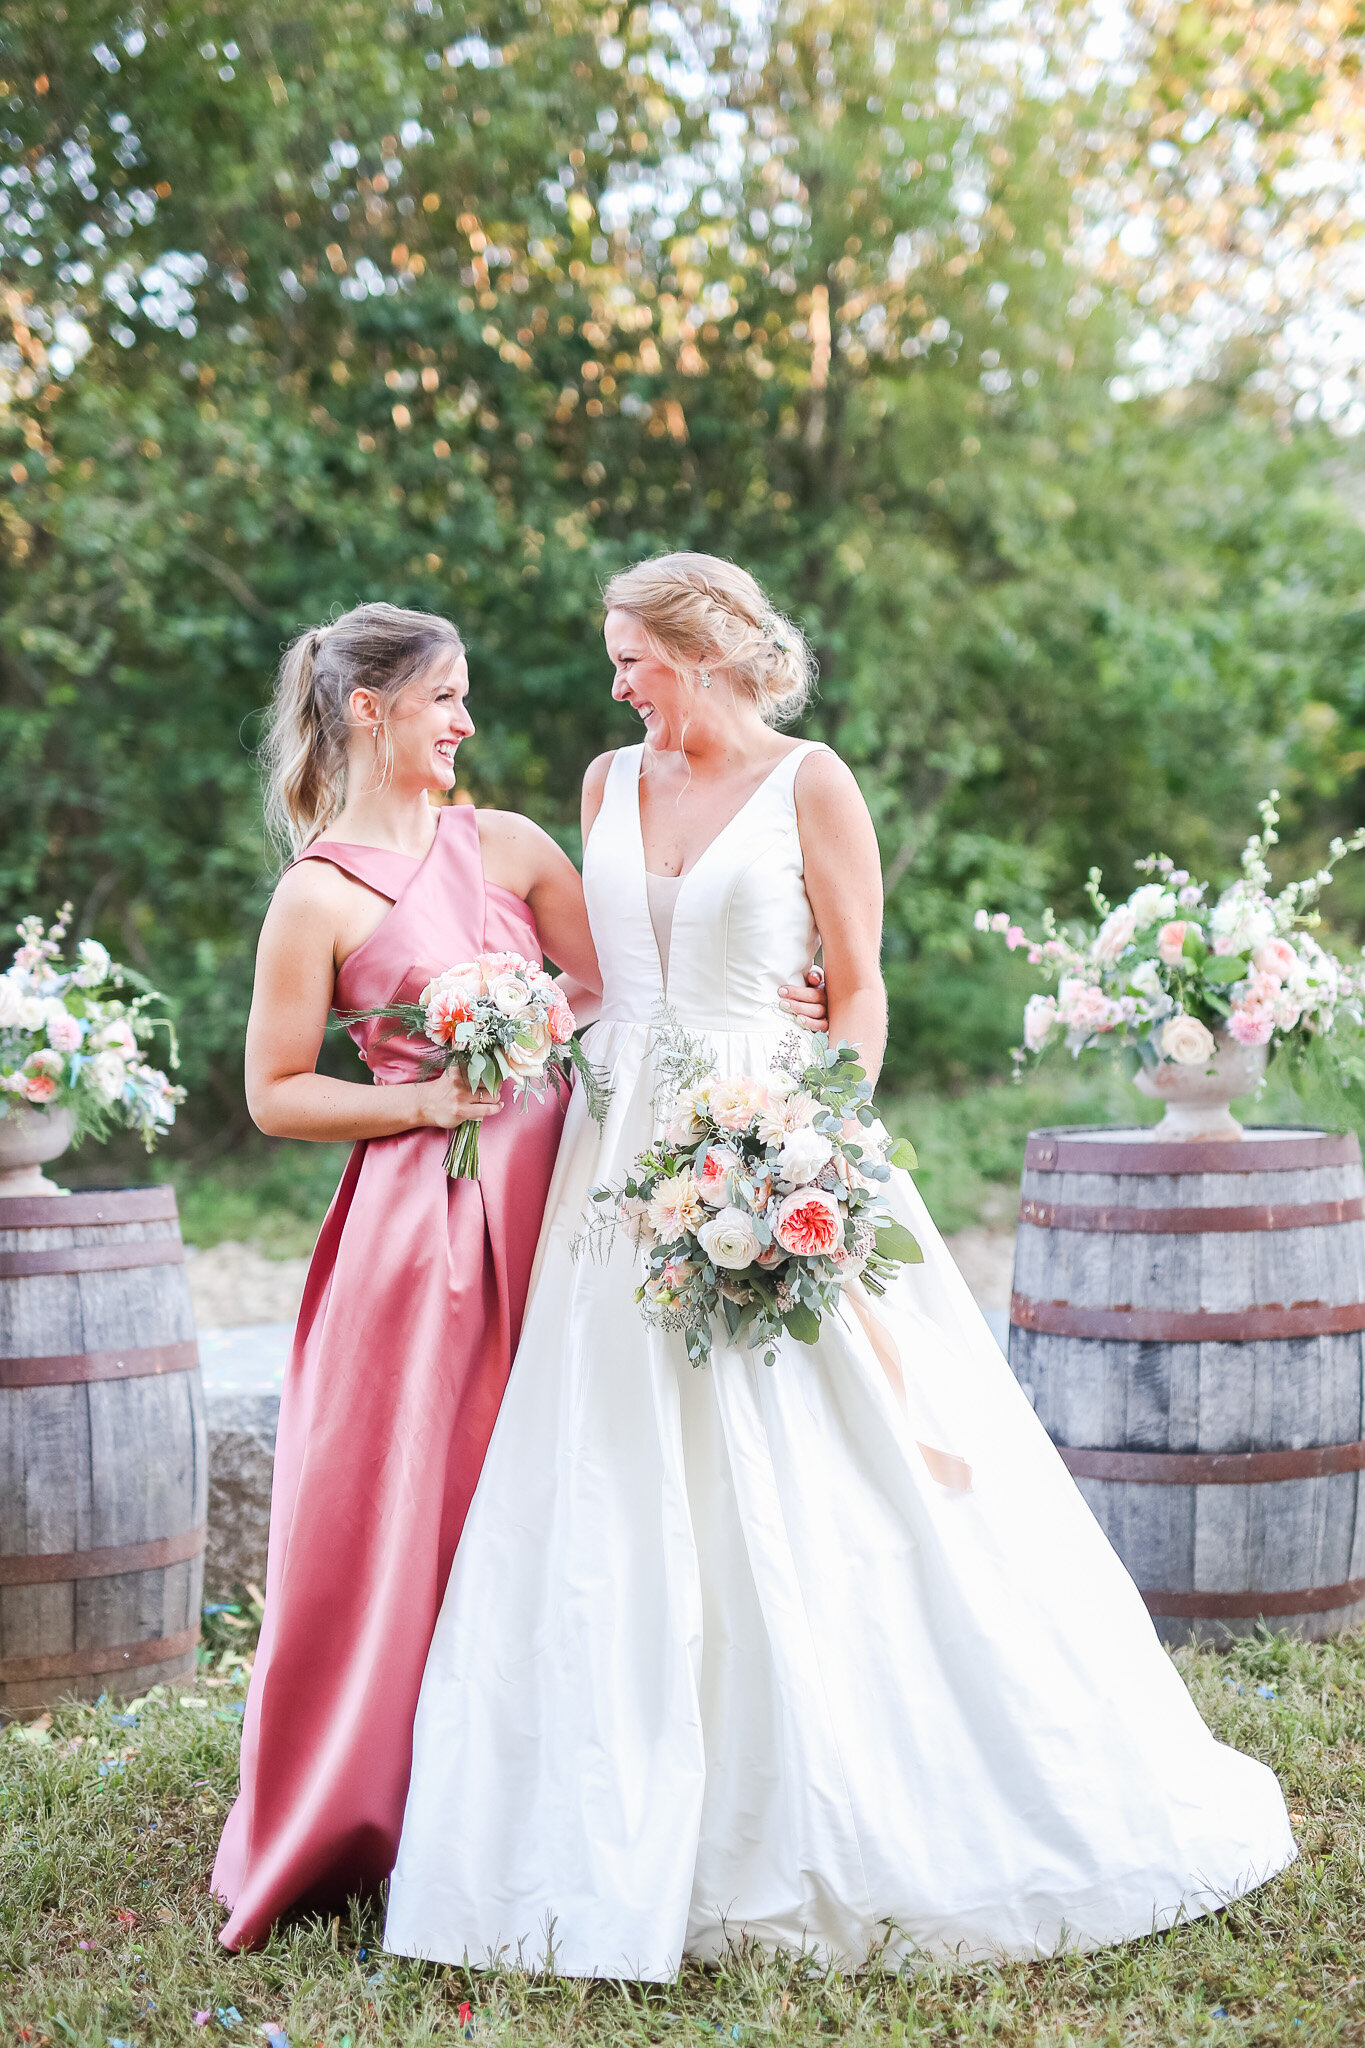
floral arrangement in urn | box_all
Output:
[974,796,1365,1138]
[0,906,184,1189]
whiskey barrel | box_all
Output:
[0,1186,206,1717]
[1009,1126,1365,1646]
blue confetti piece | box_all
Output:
[1212,2007,1227,2019]
[261,2031,289,2048]
[109,2037,135,2048]
[356,1949,367,1962]
[217,2008,243,2030]
[97,1761,126,1777]
[203,1603,241,1616]
[111,1713,138,1727]
[366,1972,385,1988]
[1257,1684,1277,1699]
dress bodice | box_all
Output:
[294,805,544,1083]
[583,743,822,1033]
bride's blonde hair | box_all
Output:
[260,601,466,860]
[601,552,815,725]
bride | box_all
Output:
[383,552,1295,1979]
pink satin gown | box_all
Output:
[212,804,566,1950]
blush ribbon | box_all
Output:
[845,1281,973,1493]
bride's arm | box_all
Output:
[794,752,888,1087]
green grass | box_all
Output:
[1,1620,1363,2046]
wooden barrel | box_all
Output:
[0,1186,206,1717]
[1009,1126,1365,1646]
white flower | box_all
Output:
[1092,906,1137,962]
[973,908,991,932]
[94,1018,137,1057]
[1209,883,1276,956]
[1127,959,1173,1020]
[1159,1013,1216,1066]
[664,1085,710,1146]
[647,1169,705,1240]
[1127,883,1177,930]
[618,1194,658,1249]
[696,1205,763,1271]
[0,974,29,1029]
[755,1091,819,1146]
[73,939,111,988]
[88,1050,128,1103]
[774,1126,834,1188]
[1023,993,1059,1051]
[502,1016,552,1079]
[490,973,530,1017]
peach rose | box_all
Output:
[1252,937,1297,983]
[1156,921,1189,966]
[709,1076,770,1133]
[695,1144,742,1206]
[547,998,575,1045]
[773,1186,845,1258]
[1159,1013,1216,1066]
[19,1072,58,1103]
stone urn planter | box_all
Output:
[0,1102,75,1196]
[1132,1033,1269,1141]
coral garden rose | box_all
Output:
[773,1186,845,1258]
[775,1126,834,1189]
[708,1076,770,1132]
[697,1205,764,1271]
[695,1143,742,1205]
[422,979,479,1042]
[1159,1013,1216,1066]
[547,999,575,1045]
[19,1072,59,1103]
[1156,921,1189,966]
[647,1169,706,1241]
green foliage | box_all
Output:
[3,1624,1365,2044]
[1,0,1362,1132]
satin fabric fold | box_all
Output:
[212,807,566,1950]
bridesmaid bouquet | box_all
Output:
[0,905,183,1146]
[344,951,605,1178]
[586,1027,921,1367]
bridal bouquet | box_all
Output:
[344,951,606,1178]
[0,906,184,1146]
[586,1026,921,1368]
[975,795,1365,1077]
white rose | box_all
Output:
[0,975,28,1029]
[73,939,111,988]
[18,997,46,1033]
[1127,959,1173,1019]
[1023,993,1058,1052]
[491,973,530,1017]
[94,1018,138,1057]
[1127,883,1177,930]
[774,1126,834,1189]
[696,1205,763,1271]
[1159,1013,1216,1066]
[1092,906,1137,963]
[88,1050,128,1103]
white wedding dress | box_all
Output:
[383,742,1295,1980]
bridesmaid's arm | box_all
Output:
[794,751,889,1086]
[245,864,504,1141]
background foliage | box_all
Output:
[2,0,1364,1136]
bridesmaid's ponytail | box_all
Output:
[601,553,816,726]
[260,602,465,862]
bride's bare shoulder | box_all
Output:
[792,744,865,812]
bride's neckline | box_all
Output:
[634,743,811,882]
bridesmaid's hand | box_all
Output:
[414,1067,506,1131]
[778,966,828,1033]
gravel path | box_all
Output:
[186,1228,1018,1330]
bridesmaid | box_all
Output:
[211,598,829,1949]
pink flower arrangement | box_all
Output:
[972,794,1365,1081]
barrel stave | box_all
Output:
[0,1190,204,1714]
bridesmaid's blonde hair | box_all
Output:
[601,552,815,725]
[261,601,465,859]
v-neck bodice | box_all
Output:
[583,742,822,1032]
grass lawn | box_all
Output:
[1,1615,1362,2046]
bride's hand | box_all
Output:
[414,1066,506,1131]
[779,965,828,1033]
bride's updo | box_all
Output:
[601,552,816,725]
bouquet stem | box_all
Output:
[444,1119,482,1180]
